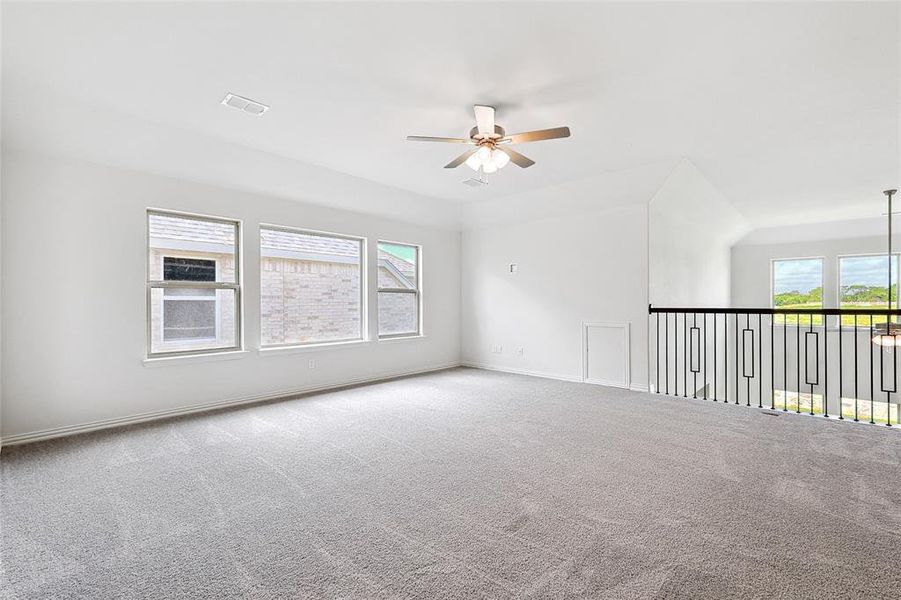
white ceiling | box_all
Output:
[3,1,899,227]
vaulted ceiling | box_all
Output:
[3,1,898,228]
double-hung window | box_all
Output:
[839,253,899,325]
[378,241,421,338]
[147,210,241,357]
[772,257,823,325]
[259,226,365,347]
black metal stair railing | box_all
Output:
[648,305,901,426]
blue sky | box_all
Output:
[379,242,416,263]
[839,255,898,288]
[774,259,823,294]
[774,256,898,294]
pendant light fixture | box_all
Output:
[872,189,901,347]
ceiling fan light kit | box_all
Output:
[407,104,571,183]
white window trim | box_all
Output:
[259,339,372,356]
[147,209,242,359]
[836,252,900,309]
[377,240,422,339]
[770,256,825,328]
[143,350,249,367]
[770,256,825,309]
[259,224,367,349]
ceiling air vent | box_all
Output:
[221,93,269,116]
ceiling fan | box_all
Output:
[407,105,571,179]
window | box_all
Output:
[839,254,898,326]
[162,258,217,341]
[147,211,241,357]
[772,258,823,325]
[378,241,420,337]
[260,226,364,346]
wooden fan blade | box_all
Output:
[445,148,477,168]
[473,105,495,136]
[407,135,472,143]
[498,146,535,168]
[503,127,571,144]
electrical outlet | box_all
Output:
[516,346,524,356]
[490,344,503,354]
[308,359,316,369]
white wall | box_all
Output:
[646,160,748,397]
[461,203,649,388]
[732,234,891,308]
[0,151,461,441]
[649,160,749,308]
[2,80,462,231]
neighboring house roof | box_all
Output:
[149,213,235,245]
[379,251,415,279]
[262,228,358,258]
[150,213,416,281]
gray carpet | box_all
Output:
[2,368,901,599]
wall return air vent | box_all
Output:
[221,93,269,116]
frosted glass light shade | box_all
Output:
[492,149,510,169]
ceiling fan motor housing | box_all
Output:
[469,125,505,142]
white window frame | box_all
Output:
[377,240,422,339]
[770,256,825,326]
[160,255,220,344]
[259,224,367,348]
[837,252,900,308]
[770,256,825,309]
[147,209,242,358]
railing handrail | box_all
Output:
[649,304,901,316]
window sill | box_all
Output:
[143,349,249,367]
[258,339,370,356]
[378,334,426,343]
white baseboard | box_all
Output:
[0,362,462,448]
[463,362,650,393]
[461,361,583,383]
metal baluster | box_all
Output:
[758,313,763,409]
[703,313,708,400]
[714,314,718,402]
[656,312,660,394]
[809,317,815,415]
[890,337,896,427]
[692,313,698,399]
[783,317,788,412]
[838,315,843,419]
[854,314,859,421]
[684,313,688,398]
[735,313,739,405]
[824,313,829,417]
[770,314,775,410]
[796,318,801,414]
[675,313,679,397]
[870,319,875,424]
[746,314,751,407]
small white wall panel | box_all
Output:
[583,322,630,388]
